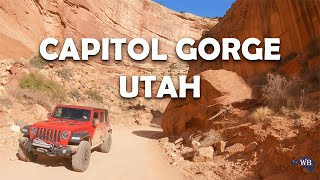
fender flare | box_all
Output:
[69,132,91,145]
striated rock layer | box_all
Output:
[0,0,217,60]
[188,0,320,79]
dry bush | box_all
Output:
[261,73,304,110]
[69,89,81,100]
[279,106,291,116]
[0,98,13,109]
[57,68,72,81]
[303,70,320,92]
[199,129,224,147]
[8,87,53,111]
[85,89,103,103]
[280,106,303,119]
[29,55,49,69]
[251,107,274,122]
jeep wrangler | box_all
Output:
[18,104,112,172]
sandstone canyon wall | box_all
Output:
[0,0,216,61]
[188,0,320,79]
[162,0,320,136]
[0,0,216,126]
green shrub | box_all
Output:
[57,68,71,81]
[69,89,81,100]
[85,89,103,103]
[19,72,65,99]
[29,55,49,69]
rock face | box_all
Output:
[162,0,320,137]
[0,0,216,126]
[161,70,252,136]
[188,0,320,79]
[0,0,216,60]
[28,104,49,121]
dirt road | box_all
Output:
[0,126,187,180]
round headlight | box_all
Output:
[31,127,37,134]
[61,131,69,139]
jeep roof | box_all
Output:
[55,104,108,111]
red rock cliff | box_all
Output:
[0,0,216,60]
[188,0,320,79]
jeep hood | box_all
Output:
[32,120,89,132]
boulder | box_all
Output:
[244,142,258,153]
[225,143,245,154]
[161,70,252,136]
[174,138,183,145]
[191,140,201,150]
[199,130,223,147]
[193,146,214,162]
[181,147,194,158]
[29,104,49,121]
[10,124,20,133]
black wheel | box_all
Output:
[72,141,91,172]
[17,143,38,162]
[100,133,112,153]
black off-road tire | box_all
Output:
[72,141,91,172]
[100,133,112,153]
[17,143,38,162]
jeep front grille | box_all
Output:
[37,128,62,143]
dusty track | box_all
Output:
[0,126,187,180]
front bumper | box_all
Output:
[19,138,77,157]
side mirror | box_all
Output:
[93,118,99,126]
[47,113,51,119]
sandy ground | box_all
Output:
[0,126,187,180]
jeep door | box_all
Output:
[99,110,109,135]
[92,111,105,145]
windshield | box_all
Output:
[52,107,91,122]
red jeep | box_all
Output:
[18,104,112,172]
